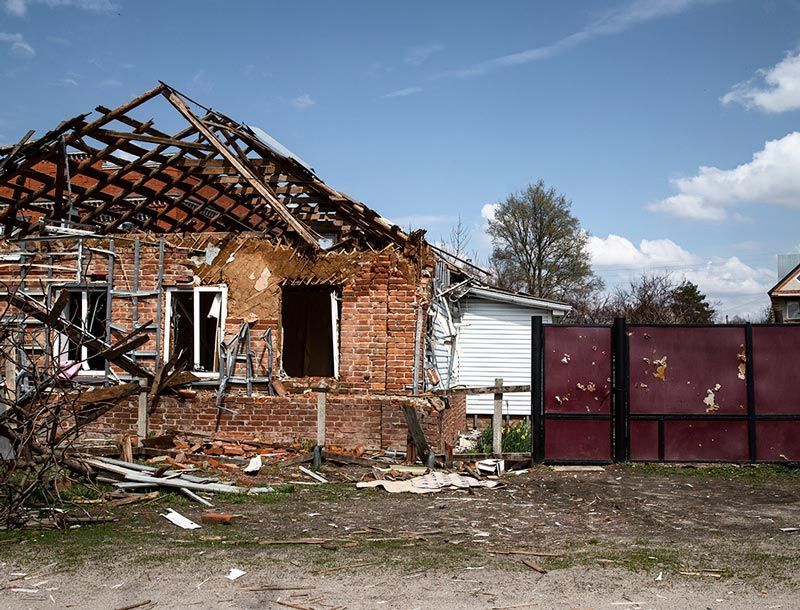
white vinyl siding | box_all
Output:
[457,297,553,416]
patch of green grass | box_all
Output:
[625,463,799,483]
[3,523,151,568]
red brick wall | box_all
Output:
[92,388,458,451]
[0,231,458,450]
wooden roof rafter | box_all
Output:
[0,81,412,250]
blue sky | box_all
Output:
[2,0,800,317]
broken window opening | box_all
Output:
[59,289,108,372]
[281,286,340,378]
[164,286,227,375]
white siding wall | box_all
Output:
[457,297,552,416]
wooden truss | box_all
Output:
[0,82,408,249]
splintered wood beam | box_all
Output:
[163,90,320,249]
[92,129,212,150]
[0,129,35,173]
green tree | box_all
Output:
[486,180,601,301]
[670,281,716,324]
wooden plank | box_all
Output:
[320,450,376,468]
[316,391,326,447]
[432,384,531,396]
[0,129,35,172]
[493,378,503,456]
[92,129,212,150]
[402,405,429,463]
[75,381,140,407]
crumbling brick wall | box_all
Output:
[0,231,460,450]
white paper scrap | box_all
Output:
[226,568,246,581]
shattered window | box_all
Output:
[281,286,340,378]
[165,287,226,374]
[61,289,107,372]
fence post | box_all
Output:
[493,378,503,456]
[531,316,545,462]
[745,323,756,463]
[612,317,629,462]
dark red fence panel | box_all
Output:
[627,325,749,462]
[541,326,612,462]
[532,319,800,464]
[752,326,800,461]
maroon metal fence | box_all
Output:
[531,318,800,463]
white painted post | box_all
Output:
[493,378,503,456]
[137,378,148,440]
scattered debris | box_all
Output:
[201,513,235,525]
[161,509,201,530]
[552,465,605,473]
[244,455,263,475]
[299,466,328,483]
[490,549,564,557]
[225,568,246,581]
[357,472,500,494]
[521,559,547,574]
[477,459,505,476]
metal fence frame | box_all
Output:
[531,317,800,464]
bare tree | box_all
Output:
[570,272,717,324]
[486,180,601,301]
[441,216,473,261]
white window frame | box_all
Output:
[164,285,227,377]
[56,289,107,376]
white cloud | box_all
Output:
[51,77,78,86]
[588,234,697,267]
[589,233,774,318]
[3,0,115,16]
[190,69,213,94]
[383,86,423,98]
[0,31,34,57]
[439,0,714,79]
[292,93,315,109]
[480,203,499,220]
[100,78,121,87]
[404,43,444,66]
[683,256,773,298]
[721,49,800,113]
[649,132,800,220]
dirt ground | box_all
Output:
[1,463,799,609]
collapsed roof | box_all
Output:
[0,82,409,250]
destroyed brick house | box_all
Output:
[0,82,543,454]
